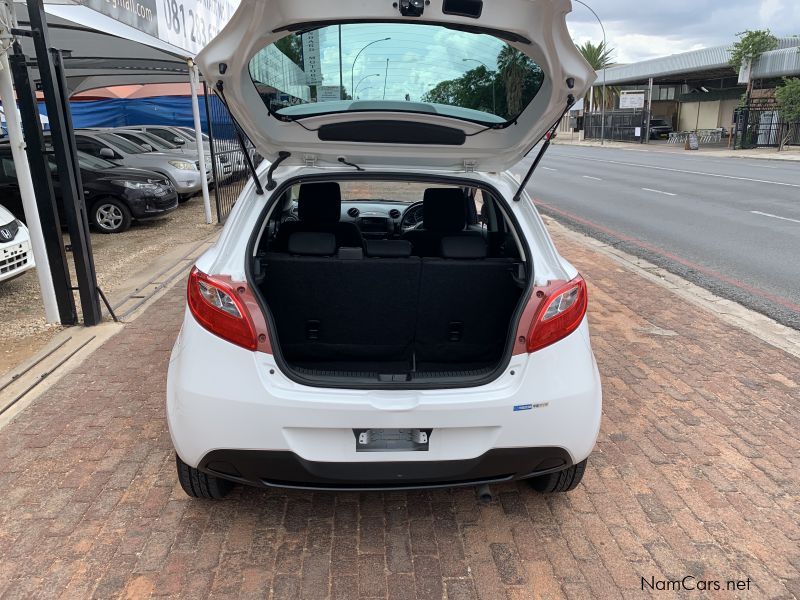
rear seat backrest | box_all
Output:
[415,236,520,365]
[263,233,421,363]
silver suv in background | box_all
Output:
[74,130,209,201]
[111,128,233,184]
[133,125,249,177]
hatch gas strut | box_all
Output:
[512,94,575,202]
[215,81,265,195]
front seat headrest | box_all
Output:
[298,182,342,224]
[422,188,468,232]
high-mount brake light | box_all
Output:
[527,275,588,353]
[187,267,258,350]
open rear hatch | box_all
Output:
[196,0,595,173]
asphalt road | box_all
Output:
[511,144,800,330]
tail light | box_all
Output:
[187,267,257,350]
[526,275,588,353]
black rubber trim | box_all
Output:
[442,0,483,19]
[317,121,466,145]
[244,172,535,391]
[198,447,572,491]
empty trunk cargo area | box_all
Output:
[256,234,524,383]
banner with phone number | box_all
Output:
[80,0,240,56]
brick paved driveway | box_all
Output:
[0,229,798,599]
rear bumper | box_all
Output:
[167,311,602,480]
[199,447,572,491]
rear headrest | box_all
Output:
[298,182,342,224]
[423,188,468,232]
[365,240,413,258]
[441,236,487,259]
[288,232,336,256]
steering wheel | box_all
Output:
[400,201,425,231]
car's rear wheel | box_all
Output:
[528,459,587,493]
[175,453,234,499]
[92,198,131,233]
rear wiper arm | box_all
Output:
[215,81,265,195]
[512,95,575,202]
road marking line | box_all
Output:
[534,199,800,313]
[553,155,800,188]
[642,188,677,196]
[582,175,602,181]
[750,210,800,224]
[542,166,557,171]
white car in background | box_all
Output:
[168,0,602,498]
[0,203,35,283]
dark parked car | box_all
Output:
[0,142,178,233]
[649,118,673,140]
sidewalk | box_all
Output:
[553,136,800,162]
[0,226,798,599]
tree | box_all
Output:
[423,66,498,114]
[775,77,800,150]
[498,46,529,117]
[729,29,779,69]
[275,35,303,66]
[576,40,616,112]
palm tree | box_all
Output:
[497,46,529,118]
[576,40,616,111]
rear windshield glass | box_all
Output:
[249,23,545,125]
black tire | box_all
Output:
[91,198,132,233]
[528,459,587,493]
[175,453,234,499]
[178,193,194,203]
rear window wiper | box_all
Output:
[512,95,575,202]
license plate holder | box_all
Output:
[354,428,432,452]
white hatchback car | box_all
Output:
[168,0,601,498]
[0,203,35,283]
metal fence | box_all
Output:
[736,100,800,149]
[204,84,264,223]
[584,110,647,143]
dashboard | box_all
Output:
[287,200,422,238]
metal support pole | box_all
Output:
[0,11,59,322]
[189,61,212,224]
[646,76,653,143]
[8,39,76,325]
[574,0,606,146]
[202,81,222,223]
[27,0,102,325]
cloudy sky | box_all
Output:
[566,0,800,64]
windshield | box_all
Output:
[98,132,148,154]
[177,127,209,142]
[138,131,179,150]
[651,119,670,127]
[249,23,545,125]
[77,151,117,170]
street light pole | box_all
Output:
[351,37,391,102]
[355,73,380,97]
[462,58,495,114]
[573,0,607,146]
